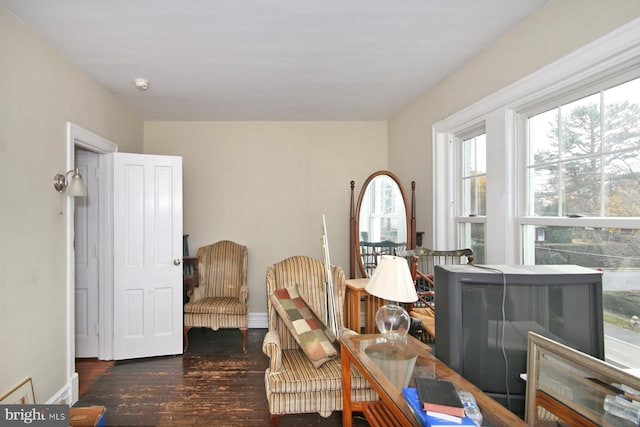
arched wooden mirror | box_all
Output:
[350,171,416,278]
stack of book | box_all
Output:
[402,377,476,426]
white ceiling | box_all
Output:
[2,0,548,121]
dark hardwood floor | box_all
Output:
[75,328,370,427]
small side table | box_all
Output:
[183,256,199,303]
[345,278,384,334]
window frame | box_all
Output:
[518,72,640,264]
[433,18,640,264]
[459,132,487,218]
[455,131,488,262]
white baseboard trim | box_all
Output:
[47,372,78,405]
[249,312,268,329]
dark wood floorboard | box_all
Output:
[75,328,370,427]
[76,358,114,397]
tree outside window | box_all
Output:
[527,77,640,368]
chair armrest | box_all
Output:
[339,327,358,340]
[416,271,435,286]
[262,329,282,373]
[239,285,249,304]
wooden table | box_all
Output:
[344,279,384,334]
[341,334,527,427]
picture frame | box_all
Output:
[0,378,35,404]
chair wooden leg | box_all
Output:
[269,414,282,427]
[183,326,192,352]
[240,327,247,353]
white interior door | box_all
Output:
[74,150,100,357]
[113,152,183,360]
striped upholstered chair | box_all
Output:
[262,256,376,427]
[183,240,249,352]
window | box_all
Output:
[458,134,486,263]
[434,21,640,369]
[522,77,640,369]
[527,79,640,218]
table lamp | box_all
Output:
[365,255,418,339]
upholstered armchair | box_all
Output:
[262,255,377,427]
[183,240,249,352]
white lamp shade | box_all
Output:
[67,171,87,197]
[365,255,418,303]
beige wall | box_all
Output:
[389,0,640,247]
[3,0,640,406]
[0,6,142,403]
[143,121,388,314]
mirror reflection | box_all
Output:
[359,174,407,244]
[350,171,414,278]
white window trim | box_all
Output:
[433,17,640,264]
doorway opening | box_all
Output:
[65,123,117,404]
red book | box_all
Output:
[416,377,465,418]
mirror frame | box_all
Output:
[350,171,416,278]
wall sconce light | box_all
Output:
[53,168,87,197]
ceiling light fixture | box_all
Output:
[134,78,149,91]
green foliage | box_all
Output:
[603,291,640,317]
[603,313,631,328]
[544,226,573,243]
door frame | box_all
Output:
[65,123,117,404]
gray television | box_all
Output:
[434,264,604,417]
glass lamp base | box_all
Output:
[375,303,410,339]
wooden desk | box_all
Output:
[344,279,384,334]
[341,334,526,427]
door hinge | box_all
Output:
[94,322,100,336]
